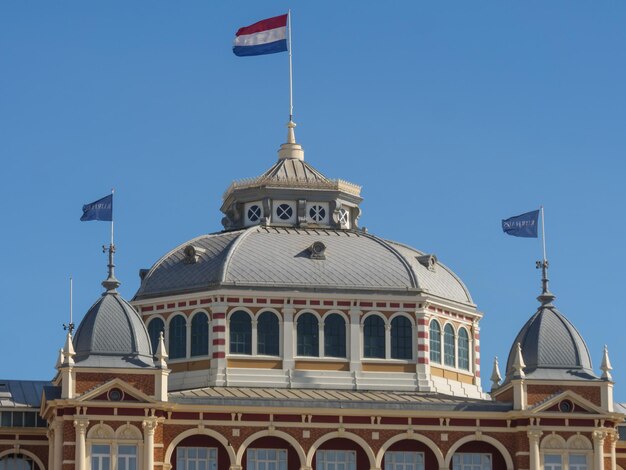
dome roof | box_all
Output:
[134,226,473,305]
[74,291,154,368]
[505,301,596,382]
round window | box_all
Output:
[247,205,262,222]
[108,389,123,401]
[558,400,574,412]
[276,204,293,220]
[309,205,326,222]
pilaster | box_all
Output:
[143,418,158,470]
[593,430,606,470]
[282,305,296,371]
[349,308,362,372]
[73,419,89,470]
[527,429,543,470]
[210,302,228,386]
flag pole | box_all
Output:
[288,9,294,121]
[63,276,75,333]
[110,188,115,248]
[540,205,547,262]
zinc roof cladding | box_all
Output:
[0,380,50,408]
[504,304,596,381]
[134,227,473,305]
[169,386,512,412]
[260,158,330,182]
[73,292,154,369]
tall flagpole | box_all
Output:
[111,188,115,248]
[540,205,547,263]
[63,276,75,333]
[288,9,294,121]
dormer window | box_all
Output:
[273,200,296,224]
[307,203,328,224]
[244,202,263,226]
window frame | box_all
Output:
[323,313,347,358]
[168,314,187,360]
[429,320,442,364]
[316,450,356,470]
[247,448,288,470]
[297,312,320,357]
[257,311,280,357]
[451,452,492,470]
[176,446,218,470]
[190,311,210,357]
[384,450,425,470]
[229,310,253,355]
[443,323,456,367]
[390,315,413,360]
[363,314,386,359]
[457,327,470,371]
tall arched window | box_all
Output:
[230,311,252,354]
[364,315,385,358]
[147,317,164,355]
[168,315,187,359]
[324,314,346,358]
[0,455,36,470]
[391,316,412,359]
[458,328,470,370]
[444,324,455,367]
[429,320,441,364]
[190,312,209,357]
[297,313,319,357]
[257,311,279,356]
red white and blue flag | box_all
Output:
[233,14,288,57]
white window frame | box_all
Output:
[244,201,263,226]
[273,200,296,224]
[247,448,287,470]
[316,450,356,470]
[86,424,143,470]
[306,202,330,225]
[451,453,492,470]
[176,446,218,470]
[384,451,425,470]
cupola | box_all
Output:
[220,121,362,230]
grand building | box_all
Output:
[1,121,625,470]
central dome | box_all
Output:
[134,227,473,305]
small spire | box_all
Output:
[62,332,75,366]
[101,243,121,293]
[56,348,65,370]
[278,121,304,161]
[490,356,502,389]
[155,331,168,368]
[536,259,556,305]
[512,343,526,379]
[601,345,613,381]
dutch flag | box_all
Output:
[233,14,288,57]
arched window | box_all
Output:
[391,315,412,359]
[364,315,385,358]
[0,455,36,470]
[230,311,252,355]
[147,317,164,355]
[190,312,209,357]
[458,328,470,370]
[429,320,441,364]
[168,315,187,359]
[257,312,279,356]
[444,324,455,367]
[297,313,319,357]
[324,314,346,358]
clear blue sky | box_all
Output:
[1,2,625,396]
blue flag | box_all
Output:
[502,210,539,238]
[81,194,113,222]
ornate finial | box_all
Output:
[490,356,502,389]
[155,331,168,368]
[278,121,304,161]
[101,243,121,293]
[601,345,613,381]
[512,343,526,379]
[62,332,75,366]
[535,259,555,305]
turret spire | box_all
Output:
[102,243,121,293]
[155,331,168,368]
[536,259,555,306]
[62,332,75,366]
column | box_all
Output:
[348,308,362,372]
[527,429,542,470]
[609,431,617,470]
[47,429,54,470]
[282,305,296,370]
[185,320,192,358]
[384,322,392,359]
[73,419,89,470]
[143,419,158,470]
[318,319,325,357]
[593,430,606,470]
[54,420,63,470]
[251,318,258,355]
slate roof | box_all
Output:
[134,227,473,305]
[504,302,596,382]
[0,380,50,408]
[169,386,511,412]
[73,292,154,368]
